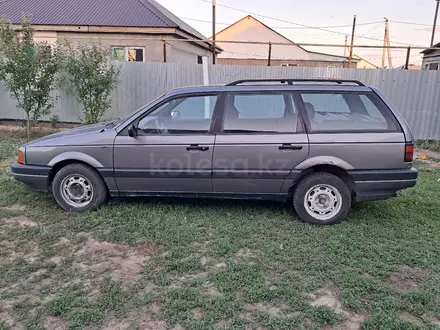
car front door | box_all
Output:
[114,94,219,194]
[212,91,309,195]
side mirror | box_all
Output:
[171,110,180,120]
[128,124,138,138]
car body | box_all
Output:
[11,79,418,224]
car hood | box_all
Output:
[24,123,115,147]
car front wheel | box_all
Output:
[293,172,351,225]
[52,163,108,212]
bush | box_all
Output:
[0,16,59,138]
[60,40,120,124]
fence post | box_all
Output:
[404,46,411,70]
[268,42,272,66]
[163,40,167,63]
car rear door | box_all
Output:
[113,94,219,194]
[212,91,309,195]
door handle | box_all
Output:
[279,144,303,151]
[186,145,209,151]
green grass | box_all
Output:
[1,129,440,329]
[416,140,440,153]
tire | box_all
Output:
[293,172,351,225]
[52,163,108,212]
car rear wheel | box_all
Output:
[293,172,351,225]
[52,163,108,212]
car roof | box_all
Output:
[165,84,373,97]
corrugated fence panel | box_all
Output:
[0,62,439,139]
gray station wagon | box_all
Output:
[11,79,418,225]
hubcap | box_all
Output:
[304,184,342,221]
[60,174,93,208]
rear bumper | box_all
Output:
[11,162,51,192]
[349,167,418,202]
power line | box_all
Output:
[358,23,383,37]
[181,16,383,29]
[200,0,426,47]
[389,20,431,27]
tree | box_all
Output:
[60,41,120,124]
[0,16,59,138]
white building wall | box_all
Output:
[216,16,310,60]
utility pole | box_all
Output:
[344,35,348,57]
[212,0,216,64]
[431,0,440,47]
[348,15,356,67]
[382,18,392,69]
[386,20,393,69]
[381,18,387,69]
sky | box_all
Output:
[156,0,440,67]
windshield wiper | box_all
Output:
[104,120,119,129]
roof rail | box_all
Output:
[226,79,365,87]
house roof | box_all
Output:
[0,0,207,40]
[421,42,440,55]
[215,15,357,63]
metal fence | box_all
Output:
[1,62,440,139]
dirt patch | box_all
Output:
[0,310,24,330]
[203,284,223,297]
[234,248,259,259]
[245,302,298,318]
[310,286,365,330]
[386,266,430,293]
[1,204,26,212]
[73,238,151,284]
[1,216,39,228]
[415,149,440,169]
[191,308,204,319]
[1,239,40,263]
[56,237,70,246]
[100,309,167,330]
[423,312,440,326]
[399,311,423,327]
[49,256,64,266]
[41,316,68,330]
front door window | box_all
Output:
[137,95,218,135]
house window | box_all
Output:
[112,47,125,61]
[111,46,145,62]
[429,62,439,70]
[281,64,298,67]
[197,55,203,64]
[127,47,144,62]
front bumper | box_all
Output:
[349,167,418,202]
[11,162,51,192]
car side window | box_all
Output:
[222,93,299,133]
[300,92,397,132]
[137,95,218,135]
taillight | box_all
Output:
[404,144,414,162]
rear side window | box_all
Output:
[222,93,299,133]
[300,92,398,132]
